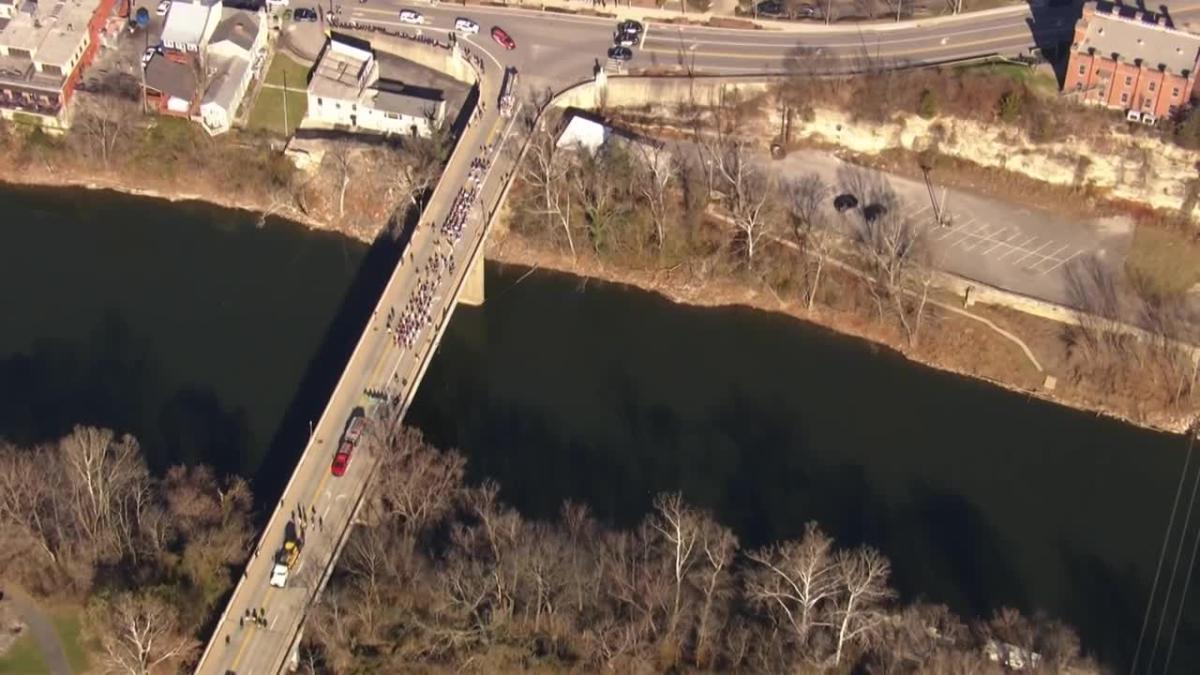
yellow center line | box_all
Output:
[229,589,277,670]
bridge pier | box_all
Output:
[458,251,485,306]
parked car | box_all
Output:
[833,193,858,212]
[331,441,354,476]
[614,31,636,47]
[491,25,516,50]
[399,9,424,24]
[156,0,170,15]
[607,46,633,62]
[454,17,479,34]
[617,19,643,37]
[141,47,157,67]
[755,0,783,15]
[293,7,317,21]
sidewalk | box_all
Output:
[1,587,71,675]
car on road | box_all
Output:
[141,46,157,67]
[399,9,424,24]
[454,17,479,35]
[607,46,633,62]
[156,0,170,14]
[293,7,317,21]
[331,441,354,477]
[614,31,636,47]
[343,408,366,444]
[491,25,516,50]
[269,523,303,588]
[833,193,858,212]
[617,19,643,37]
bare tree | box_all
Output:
[522,108,576,259]
[745,521,841,661]
[692,519,738,669]
[59,426,151,561]
[831,547,894,666]
[327,144,354,219]
[788,173,836,309]
[89,592,199,675]
[73,94,138,168]
[702,132,780,268]
[634,141,676,253]
[649,492,702,657]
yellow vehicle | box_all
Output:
[269,524,303,588]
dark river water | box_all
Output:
[1,185,1197,671]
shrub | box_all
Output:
[997,90,1024,123]
[1174,107,1200,150]
[918,89,938,119]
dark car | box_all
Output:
[607,46,633,62]
[833,193,859,212]
[617,19,643,36]
[756,1,784,15]
[491,26,516,50]
[293,7,317,21]
[343,407,366,444]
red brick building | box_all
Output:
[1063,1,1200,122]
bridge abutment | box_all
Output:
[458,251,485,306]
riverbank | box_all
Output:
[486,229,1193,435]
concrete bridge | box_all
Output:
[192,37,522,675]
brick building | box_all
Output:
[0,0,118,128]
[1063,2,1200,122]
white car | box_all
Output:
[398,9,423,24]
[141,47,156,67]
[454,17,479,35]
[156,0,170,15]
[269,562,289,588]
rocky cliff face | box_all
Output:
[793,108,1199,216]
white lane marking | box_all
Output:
[980,228,1014,255]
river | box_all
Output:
[0,185,1195,670]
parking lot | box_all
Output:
[773,149,1135,307]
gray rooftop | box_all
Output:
[370,88,442,118]
[210,9,259,53]
[144,55,197,100]
[1077,2,1200,75]
[201,55,249,108]
[308,38,374,101]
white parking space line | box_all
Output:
[959,225,1000,252]
[980,228,1014,255]
[1037,248,1085,275]
[996,236,1038,261]
[1011,240,1053,266]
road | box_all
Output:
[193,35,525,675]
[198,2,1200,671]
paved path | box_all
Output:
[3,587,71,675]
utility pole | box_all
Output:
[896,0,902,22]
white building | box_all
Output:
[198,7,265,134]
[305,35,445,137]
[160,0,222,53]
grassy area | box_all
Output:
[955,61,1060,97]
[247,87,307,137]
[263,53,311,89]
[52,611,89,674]
[1126,224,1200,298]
[0,634,48,675]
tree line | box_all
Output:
[302,426,1092,674]
[0,427,255,674]
[513,97,936,347]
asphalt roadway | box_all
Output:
[336,0,1200,81]
[192,38,523,675]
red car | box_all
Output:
[331,441,354,477]
[491,26,516,50]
